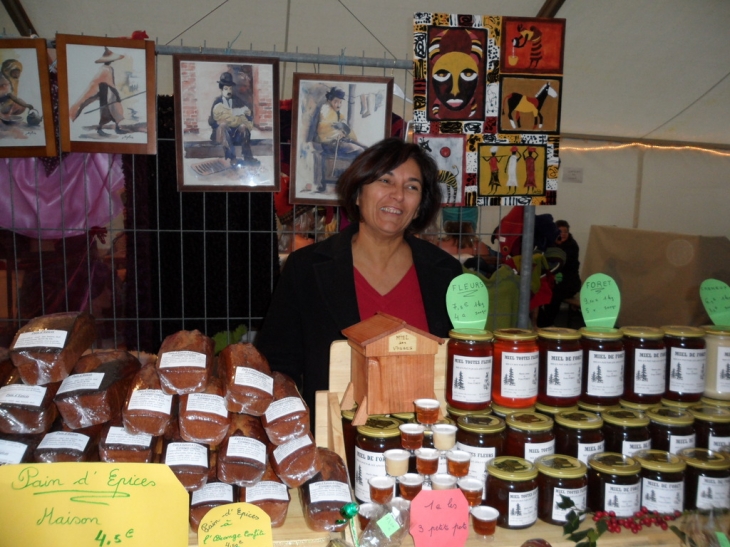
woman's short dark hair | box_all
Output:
[337,137,442,233]
[556,220,570,230]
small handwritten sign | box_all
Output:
[198,502,272,547]
[0,463,189,547]
[388,331,417,353]
[446,273,489,331]
[409,489,469,547]
[700,278,730,326]
[580,273,621,328]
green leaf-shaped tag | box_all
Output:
[700,278,730,326]
[580,273,621,328]
[446,273,489,331]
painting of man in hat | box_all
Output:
[208,71,258,168]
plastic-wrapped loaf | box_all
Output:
[0,372,59,434]
[123,363,176,436]
[189,481,238,532]
[179,376,230,446]
[156,330,214,395]
[98,420,158,463]
[163,437,211,492]
[217,413,269,486]
[34,425,100,463]
[0,433,43,465]
[300,448,351,532]
[261,372,310,445]
[270,432,321,488]
[240,462,290,527]
[54,350,141,430]
[220,343,274,415]
[9,312,96,385]
[0,348,14,385]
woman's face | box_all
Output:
[356,158,423,239]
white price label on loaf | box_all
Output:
[273,435,312,464]
[0,384,46,407]
[38,431,89,452]
[165,442,208,467]
[191,482,234,505]
[265,396,305,422]
[186,393,228,418]
[105,426,153,447]
[226,437,267,463]
[308,481,352,504]
[57,373,104,395]
[127,389,173,414]
[245,481,289,502]
[159,350,207,369]
[13,329,68,349]
[234,368,274,394]
[0,439,28,464]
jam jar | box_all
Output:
[602,409,651,456]
[485,456,538,529]
[703,326,730,401]
[662,326,706,403]
[535,454,588,525]
[554,410,605,465]
[622,327,667,405]
[535,402,578,420]
[447,329,494,411]
[492,403,534,420]
[505,412,555,463]
[492,329,539,409]
[580,327,625,406]
[678,447,730,511]
[633,449,686,514]
[456,414,505,494]
[538,327,583,407]
[647,407,695,454]
[354,416,402,503]
[587,452,642,515]
[688,405,730,452]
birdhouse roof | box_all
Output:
[342,312,443,348]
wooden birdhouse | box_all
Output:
[340,312,444,425]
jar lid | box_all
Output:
[661,325,706,338]
[578,401,621,414]
[494,328,538,341]
[678,448,730,471]
[700,396,730,409]
[535,402,579,417]
[555,410,603,430]
[688,405,730,423]
[602,409,650,427]
[535,454,587,479]
[633,449,686,473]
[342,408,356,420]
[588,452,642,475]
[506,412,554,432]
[703,325,730,336]
[621,326,664,340]
[579,327,622,340]
[447,404,492,418]
[646,406,694,426]
[661,398,695,410]
[356,415,403,438]
[487,456,538,481]
[619,399,656,412]
[457,414,505,434]
[391,412,416,423]
[537,327,581,341]
[491,403,535,417]
[449,329,494,342]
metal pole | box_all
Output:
[517,206,535,328]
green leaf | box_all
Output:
[595,519,608,535]
[568,530,591,543]
[212,324,248,354]
[557,494,576,510]
[575,540,592,547]
[563,513,581,535]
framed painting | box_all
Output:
[0,38,56,157]
[173,54,280,192]
[499,76,562,134]
[56,34,156,154]
[477,142,547,198]
[290,73,392,205]
[500,17,566,75]
[413,133,466,207]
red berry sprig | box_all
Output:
[593,507,682,534]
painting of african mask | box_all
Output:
[477,143,547,198]
[500,17,565,75]
[499,76,562,134]
[426,26,487,121]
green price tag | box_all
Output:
[446,273,489,331]
[376,513,401,539]
[700,278,730,326]
[716,532,730,547]
[580,273,621,328]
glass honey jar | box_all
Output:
[554,410,604,464]
[677,447,730,511]
[446,329,494,411]
[538,327,583,407]
[485,456,538,529]
[492,329,539,409]
[622,327,667,405]
[505,412,555,463]
[661,326,706,403]
[633,449,686,514]
[646,406,695,454]
[535,454,588,525]
[587,452,642,515]
[602,409,651,456]
[580,327,625,407]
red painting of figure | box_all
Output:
[500,17,565,75]
[426,26,487,121]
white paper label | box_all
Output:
[159,350,207,369]
[669,434,695,454]
[265,396,305,422]
[191,482,234,505]
[633,349,666,394]
[38,431,89,452]
[0,439,28,464]
[622,439,651,456]
[669,348,706,394]
[456,442,495,499]
[642,478,683,513]
[577,440,605,465]
[105,426,152,447]
[233,368,274,394]
[507,488,538,527]
[186,393,228,418]
[604,482,641,517]
[0,384,46,407]
[451,355,492,403]
[552,486,587,522]
[57,373,104,395]
[165,442,207,467]
[709,434,730,452]
[500,351,539,399]
[245,481,289,502]
[524,439,555,462]
[546,350,583,398]
[586,350,624,396]
[127,389,173,414]
[354,447,387,502]
[273,435,312,464]
[696,475,730,510]
[715,347,730,391]
[308,481,352,504]
[226,436,267,463]
[13,329,67,349]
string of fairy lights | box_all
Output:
[561,142,730,158]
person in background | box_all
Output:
[256,138,463,418]
[538,219,581,327]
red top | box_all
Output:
[354,264,429,331]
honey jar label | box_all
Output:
[669,348,706,394]
[634,350,667,395]
[715,347,730,392]
[452,356,492,403]
[0,439,27,465]
[586,351,624,397]
[552,486,586,522]
[507,488,538,527]
[524,439,555,462]
[604,482,640,517]
[500,351,538,399]
[577,440,604,465]
[546,350,582,398]
[641,478,684,514]
[622,439,650,456]
[354,447,387,503]
[696,476,730,510]
[709,434,730,452]
[669,434,696,454]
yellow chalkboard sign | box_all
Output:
[198,503,273,547]
[0,463,189,547]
